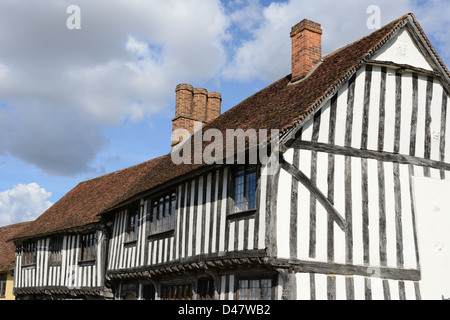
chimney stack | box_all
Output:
[290,19,322,81]
[172,84,221,148]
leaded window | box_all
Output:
[21,242,37,266]
[126,205,140,242]
[161,284,192,300]
[79,233,97,262]
[237,278,272,300]
[233,164,258,213]
[0,274,6,298]
[148,191,177,235]
[49,236,63,265]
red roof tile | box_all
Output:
[12,156,166,241]
[0,222,32,271]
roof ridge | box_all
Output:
[0,221,33,230]
[406,12,450,79]
[280,13,414,145]
[79,153,168,185]
[322,13,411,61]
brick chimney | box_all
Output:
[290,19,322,81]
[172,84,221,148]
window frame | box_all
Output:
[125,204,140,244]
[21,241,37,267]
[230,163,259,215]
[49,236,63,266]
[197,277,215,300]
[0,273,6,298]
[160,283,193,300]
[147,190,177,237]
[78,232,97,264]
[235,274,276,300]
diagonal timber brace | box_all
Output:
[280,156,347,231]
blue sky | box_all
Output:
[0,0,449,227]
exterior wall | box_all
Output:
[107,166,268,272]
[107,62,450,300]
[114,268,280,300]
[413,177,450,299]
[295,273,419,300]
[0,271,15,300]
[372,28,433,71]
[14,230,107,297]
[276,63,450,299]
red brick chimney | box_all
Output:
[172,84,221,148]
[290,19,322,81]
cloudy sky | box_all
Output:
[0,0,449,227]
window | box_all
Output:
[142,284,156,300]
[233,164,258,213]
[148,191,177,235]
[21,242,37,266]
[161,284,192,300]
[237,278,272,300]
[0,274,6,298]
[49,236,63,265]
[198,278,215,300]
[79,233,97,262]
[121,283,138,300]
[126,205,140,242]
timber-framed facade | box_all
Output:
[7,13,450,300]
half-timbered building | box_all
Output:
[8,13,450,300]
[0,222,31,300]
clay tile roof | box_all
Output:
[12,155,167,241]
[12,13,444,241]
[0,222,32,271]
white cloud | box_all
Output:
[126,36,150,60]
[412,0,450,64]
[0,183,53,227]
[222,0,414,81]
[229,0,265,32]
[0,0,448,177]
[0,0,230,176]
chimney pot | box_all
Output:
[193,88,208,123]
[175,83,193,118]
[172,84,221,149]
[206,92,222,122]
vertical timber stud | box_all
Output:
[265,155,280,258]
[276,268,297,300]
[309,109,321,258]
[205,269,221,300]
[290,148,299,259]
[345,74,356,300]
[439,90,448,179]
[328,94,338,263]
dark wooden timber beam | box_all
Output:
[292,140,450,171]
[280,156,347,231]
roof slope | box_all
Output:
[109,13,418,204]
[12,156,166,241]
[0,222,31,271]
[12,13,447,241]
